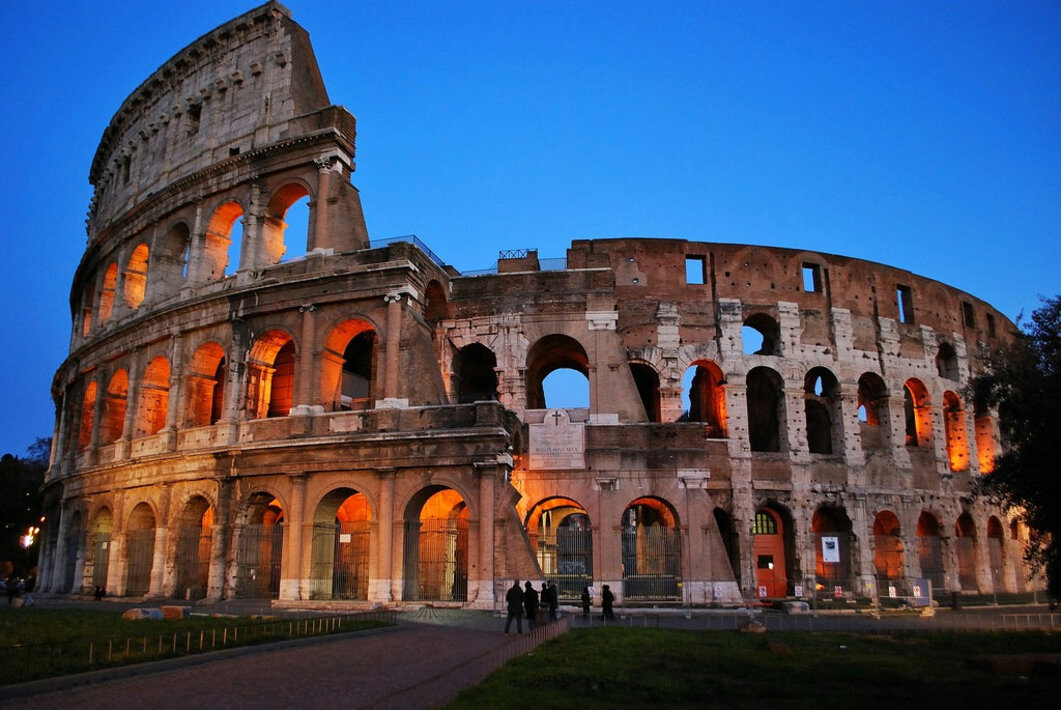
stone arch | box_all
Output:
[525,497,593,599]
[620,497,682,601]
[986,515,1005,592]
[154,220,191,295]
[402,485,469,602]
[102,369,129,444]
[857,372,889,450]
[452,342,499,404]
[125,501,157,596]
[916,511,945,590]
[98,262,118,322]
[262,181,312,264]
[943,390,970,472]
[322,318,377,411]
[203,201,244,279]
[136,356,170,436]
[679,360,726,436]
[234,491,285,599]
[309,486,372,600]
[629,361,661,423]
[742,312,780,356]
[247,330,297,418]
[525,333,590,410]
[173,495,213,600]
[424,280,449,325]
[955,512,978,590]
[973,393,996,474]
[78,380,97,449]
[753,503,794,598]
[813,505,855,597]
[61,509,83,593]
[87,506,113,593]
[123,243,150,309]
[747,366,785,453]
[186,341,227,427]
[804,367,840,455]
[872,510,903,582]
[903,378,932,447]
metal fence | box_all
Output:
[621,527,682,600]
[174,527,212,601]
[234,524,283,599]
[309,521,370,600]
[125,530,155,596]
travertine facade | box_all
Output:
[39,3,1035,608]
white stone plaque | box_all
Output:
[529,409,585,470]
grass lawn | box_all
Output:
[446,627,1061,710]
[0,607,389,685]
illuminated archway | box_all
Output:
[402,487,468,602]
[620,497,681,601]
[136,356,170,436]
[917,512,944,591]
[125,502,156,596]
[246,330,296,418]
[310,488,372,600]
[857,372,888,450]
[204,201,244,278]
[872,510,903,584]
[322,319,376,410]
[78,381,97,449]
[123,243,149,309]
[955,513,978,590]
[174,496,213,600]
[813,506,854,598]
[525,497,593,600]
[234,493,284,599]
[102,370,128,444]
[87,507,113,594]
[943,391,969,472]
[186,342,226,427]
[98,262,118,323]
[679,360,726,436]
[526,334,589,410]
[903,379,932,447]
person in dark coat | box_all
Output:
[504,579,524,635]
[547,581,559,620]
[601,584,615,620]
[523,581,539,631]
[581,586,592,615]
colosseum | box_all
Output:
[37,2,1035,609]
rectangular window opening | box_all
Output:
[986,313,997,337]
[961,302,976,328]
[685,256,706,285]
[897,284,914,324]
[802,263,822,293]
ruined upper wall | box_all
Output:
[86,2,331,238]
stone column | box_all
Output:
[372,468,396,601]
[164,335,184,451]
[280,474,308,600]
[295,304,317,409]
[309,158,333,252]
[378,292,406,407]
[207,476,234,601]
[472,460,508,608]
[149,484,171,596]
[118,349,141,459]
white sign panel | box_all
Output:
[529,409,585,470]
[821,536,840,563]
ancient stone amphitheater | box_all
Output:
[37,2,1034,608]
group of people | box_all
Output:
[505,579,615,634]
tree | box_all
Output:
[0,437,49,573]
[970,296,1061,599]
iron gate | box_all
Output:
[125,529,155,596]
[309,521,370,599]
[539,527,593,600]
[174,526,212,600]
[63,532,80,593]
[956,537,978,590]
[988,537,1005,591]
[404,518,468,602]
[235,524,283,598]
[621,526,682,600]
[90,532,110,590]
[918,535,945,591]
[815,532,855,597]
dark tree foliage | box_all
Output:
[0,437,49,574]
[971,296,1061,599]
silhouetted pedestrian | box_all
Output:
[581,586,591,615]
[523,581,539,631]
[601,584,615,620]
[547,581,559,620]
[504,579,524,635]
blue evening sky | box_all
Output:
[1,0,1058,456]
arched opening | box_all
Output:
[943,391,969,472]
[262,184,311,264]
[714,508,740,585]
[987,516,1005,593]
[61,510,82,593]
[857,372,888,450]
[322,319,376,411]
[125,502,156,596]
[80,289,94,337]
[246,331,296,419]
[813,506,854,598]
[747,367,785,453]
[936,342,959,381]
[174,496,213,600]
[526,334,590,410]
[453,343,499,403]
[123,243,150,309]
[186,342,227,427]
[621,497,681,601]
[102,370,128,444]
[955,513,978,591]
[630,362,661,423]
[156,222,190,295]
[916,512,944,592]
[742,313,780,356]
[804,367,840,455]
[903,379,932,447]
[872,511,903,587]
[98,262,118,323]
[753,505,792,598]
[78,381,97,449]
[310,488,371,600]
[234,493,284,599]
[424,280,449,325]
[679,360,726,436]
[402,487,468,602]
[136,357,170,436]
[974,395,996,473]
[87,508,113,595]
[526,498,593,600]
[203,202,244,279]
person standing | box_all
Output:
[547,581,559,620]
[581,586,592,615]
[601,584,615,620]
[504,579,524,635]
[523,581,539,632]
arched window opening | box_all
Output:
[678,361,726,436]
[322,320,376,411]
[621,498,681,601]
[973,395,996,473]
[936,342,959,381]
[629,362,661,423]
[872,511,903,583]
[526,497,593,600]
[453,343,498,404]
[87,508,113,593]
[262,184,311,264]
[804,367,840,455]
[424,280,449,325]
[60,509,82,592]
[813,506,854,598]
[903,379,932,447]
[747,367,785,453]
[174,497,213,601]
[235,493,284,599]
[403,487,468,602]
[157,222,190,295]
[714,508,740,584]
[857,373,888,450]
[203,202,244,279]
[917,512,944,591]
[125,502,156,596]
[98,262,118,322]
[123,243,150,309]
[81,290,94,337]
[753,505,791,598]
[987,515,1005,591]
[310,488,372,600]
[955,512,978,590]
[742,313,780,356]
[246,331,296,419]
[78,381,97,449]
[102,370,129,444]
[943,391,969,472]
[137,357,170,436]
[186,342,226,427]
[526,334,590,410]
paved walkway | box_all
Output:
[1,606,559,710]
